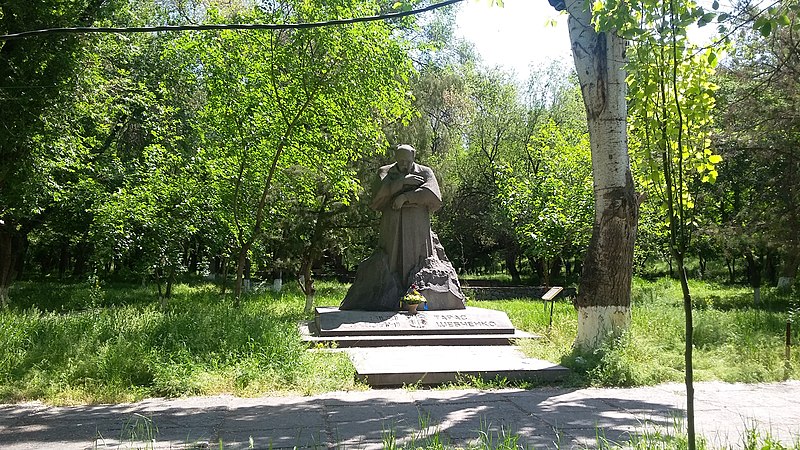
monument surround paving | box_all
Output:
[4,382,799,449]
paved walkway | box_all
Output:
[1,381,799,449]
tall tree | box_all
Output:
[627,5,723,448]
[548,0,640,351]
[497,119,593,286]
[714,13,800,288]
[186,1,414,301]
[0,0,126,305]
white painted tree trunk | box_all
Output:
[576,306,632,350]
[566,0,637,352]
[304,293,315,314]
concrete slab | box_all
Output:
[345,346,569,386]
[315,306,517,336]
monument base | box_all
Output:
[302,306,568,386]
[314,306,516,336]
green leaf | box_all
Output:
[708,51,718,66]
[708,154,722,164]
[712,0,719,10]
[759,20,773,37]
[698,12,716,27]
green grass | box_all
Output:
[0,280,364,404]
[482,276,800,387]
[1,276,798,404]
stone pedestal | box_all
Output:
[302,306,569,386]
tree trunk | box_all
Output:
[0,227,25,307]
[298,259,316,313]
[58,241,69,279]
[726,257,736,284]
[782,247,799,279]
[72,241,89,278]
[566,0,638,352]
[765,251,778,285]
[698,253,706,279]
[541,259,552,288]
[675,255,696,450]
[549,256,563,283]
[220,256,229,295]
[211,255,220,280]
[505,248,521,284]
[779,246,799,289]
[534,258,546,285]
[746,252,762,305]
[234,245,249,305]
[188,237,199,275]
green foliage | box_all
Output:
[593,0,800,286]
[496,119,593,278]
[165,1,416,296]
[626,4,724,230]
[0,0,427,305]
[433,60,591,279]
[710,11,800,287]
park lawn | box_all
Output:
[500,277,800,386]
[0,281,365,405]
[0,277,797,404]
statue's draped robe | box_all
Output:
[340,163,466,311]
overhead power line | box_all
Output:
[0,0,464,41]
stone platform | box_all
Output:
[302,306,568,386]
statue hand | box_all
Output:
[392,194,407,210]
[403,174,424,186]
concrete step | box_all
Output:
[300,322,538,347]
[343,346,569,386]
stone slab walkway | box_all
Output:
[1,381,798,449]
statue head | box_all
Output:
[394,144,416,174]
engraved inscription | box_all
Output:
[347,312,506,330]
[317,307,515,335]
[434,321,498,328]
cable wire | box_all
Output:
[0,0,464,41]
